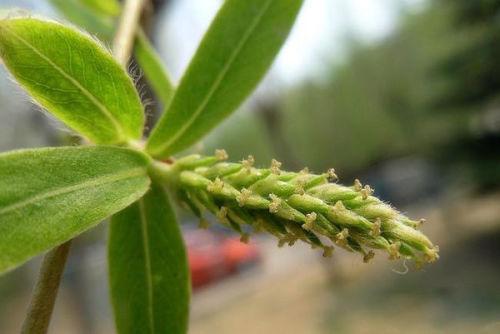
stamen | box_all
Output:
[269,194,281,213]
[215,149,228,161]
[361,185,373,200]
[335,228,349,246]
[300,167,310,174]
[207,177,224,193]
[354,179,363,191]
[241,155,255,170]
[327,168,338,182]
[294,177,307,195]
[424,246,439,263]
[303,212,317,231]
[236,188,252,207]
[216,206,228,220]
[371,218,382,237]
[270,159,282,175]
[279,234,297,247]
[363,251,375,263]
[322,246,334,258]
[388,242,401,260]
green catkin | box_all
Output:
[163,150,439,265]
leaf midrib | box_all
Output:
[0,168,145,216]
[3,24,125,139]
[152,0,274,154]
[138,198,155,333]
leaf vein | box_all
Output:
[155,0,274,153]
[0,168,145,216]
[138,198,155,333]
[4,25,125,139]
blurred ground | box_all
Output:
[189,191,500,334]
[190,240,329,334]
[1,192,500,333]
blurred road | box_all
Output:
[190,239,332,334]
[1,192,500,333]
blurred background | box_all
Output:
[1,0,500,333]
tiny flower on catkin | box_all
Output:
[165,150,439,266]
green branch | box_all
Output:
[21,241,72,334]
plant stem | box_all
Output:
[113,0,147,67]
[21,241,72,334]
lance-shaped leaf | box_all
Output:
[50,0,175,107]
[81,0,121,17]
[146,0,304,158]
[49,0,115,39]
[109,183,190,334]
[0,18,144,144]
[0,146,151,274]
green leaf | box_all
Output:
[146,0,304,158]
[0,18,144,144]
[81,0,121,17]
[50,1,175,107]
[109,183,190,334]
[135,30,175,106]
[49,0,115,39]
[0,146,151,274]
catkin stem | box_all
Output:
[21,241,72,334]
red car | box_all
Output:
[183,226,261,289]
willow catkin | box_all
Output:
[161,150,439,266]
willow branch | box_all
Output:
[21,241,72,334]
[113,0,147,67]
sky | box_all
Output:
[0,0,426,87]
[157,0,427,85]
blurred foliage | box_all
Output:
[280,2,463,174]
[208,1,499,190]
[326,228,500,333]
[431,0,500,189]
[202,108,275,164]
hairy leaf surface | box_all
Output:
[109,183,190,334]
[135,31,175,106]
[50,0,174,107]
[146,0,304,158]
[0,18,144,144]
[0,146,150,274]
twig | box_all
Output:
[113,0,147,67]
[21,241,72,334]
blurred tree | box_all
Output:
[198,0,500,190]
[280,3,459,175]
[432,0,500,189]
